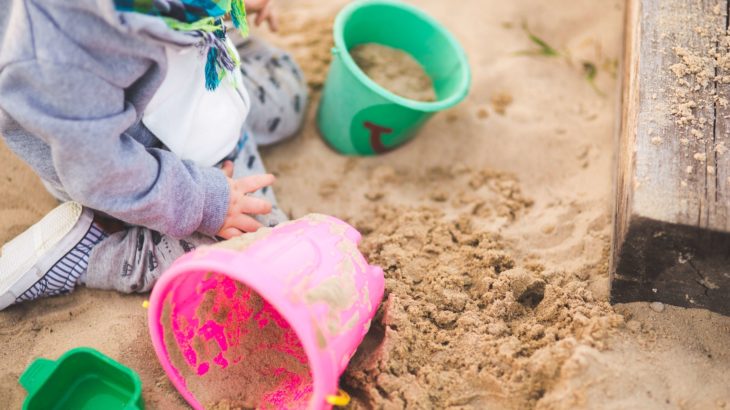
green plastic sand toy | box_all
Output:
[19,347,144,410]
[317,0,471,155]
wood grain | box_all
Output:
[611,0,730,314]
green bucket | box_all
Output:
[317,0,471,156]
[20,347,144,410]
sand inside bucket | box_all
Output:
[350,43,437,102]
[162,272,312,409]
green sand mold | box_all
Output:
[317,0,471,156]
[20,347,144,410]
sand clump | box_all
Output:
[666,7,730,150]
[275,12,335,91]
[341,206,624,409]
[351,43,437,102]
[491,91,513,115]
[668,43,721,130]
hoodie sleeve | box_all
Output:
[0,59,229,238]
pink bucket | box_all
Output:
[147,214,384,409]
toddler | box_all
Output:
[0,0,307,309]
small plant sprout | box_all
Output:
[583,61,606,96]
[516,22,560,57]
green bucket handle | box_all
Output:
[19,358,54,395]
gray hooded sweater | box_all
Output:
[0,0,231,238]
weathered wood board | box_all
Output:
[611,0,730,314]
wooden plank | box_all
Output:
[611,0,730,314]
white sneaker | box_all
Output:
[0,202,103,310]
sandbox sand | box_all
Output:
[350,43,436,102]
[1,0,730,408]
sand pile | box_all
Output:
[341,205,622,408]
[351,43,436,102]
[275,12,335,91]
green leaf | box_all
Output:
[518,22,560,57]
[527,33,560,57]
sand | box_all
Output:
[2,0,730,408]
[350,43,436,102]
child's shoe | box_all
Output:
[0,202,106,310]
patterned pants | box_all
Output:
[83,37,307,293]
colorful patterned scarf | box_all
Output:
[114,0,249,90]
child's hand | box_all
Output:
[217,160,275,239]
[245,0,278,32]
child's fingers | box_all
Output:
[218,226,244,239]
[245,0,267,12]
[221,160,234,177]
[255,2,271,27]
[266,10,278,32]
[239,196,273,215]
[230,213,263,233]
[236,174,276,193]
[254,7,264,26]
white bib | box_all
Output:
[143,42,250,167]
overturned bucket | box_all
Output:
[147,214,384,409]
[317,0,471,155]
